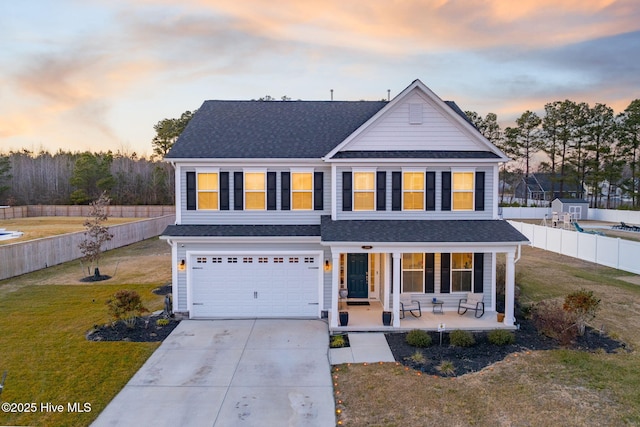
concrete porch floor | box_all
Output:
[331,301,514,332]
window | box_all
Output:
[196,257,207,263]
[353,171,375,211]
[197,172,218,210]
[453,172,474,211]
[451,253,473,292]
[292,172,313,210]
[402,253,424,293]
[243,257,253,263]
[245,172,266,210]
[403,172,424,210]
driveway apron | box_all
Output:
[91,319,335,427]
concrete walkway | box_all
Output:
[328,333,395,364]
[91,319,335,427]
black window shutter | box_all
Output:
[475,171,485,211]
[314,172,324,210]
[474,253,484,293]
[267,172,276,210]
[425,253,435,293]
[281,172,290,210]
[220,172,229,210]
[186,171,196,210]
[233,172,243,210]
[376,171,386,211]
[392,172,402,211]
[342,172,352,211]
[441,253,451,293]
[426,171,436,211]
[441,171,451,211]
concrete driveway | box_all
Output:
[92,319,335,427]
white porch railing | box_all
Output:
[508,220,640,275]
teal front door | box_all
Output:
[347,253,368,298]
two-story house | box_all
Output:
[160,79,528,330]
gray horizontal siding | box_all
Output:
[180,166,330,225]
[336,166,495,220]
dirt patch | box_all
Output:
[385,317,626,377]
[618,275,640,286]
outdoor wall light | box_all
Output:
[324,259,332,272]
[178,259,186,271]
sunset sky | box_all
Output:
[1,0,639,156]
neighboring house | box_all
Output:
[160,79,528,329]
[514,173,582,202]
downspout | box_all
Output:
[514,244,522,264]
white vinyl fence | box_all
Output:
[0,215,175,280]
[508,220,640,275]
[502,206,640,224]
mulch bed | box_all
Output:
[87,315,180,342]
[384,317,627,377]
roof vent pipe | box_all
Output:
[330,89,333,101]
[387,89,390,101]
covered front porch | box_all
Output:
[320,218,529,331]
[329,301,514,332]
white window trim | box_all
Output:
[401,168,425,211]
[401,252,424,293]
[290,168,314,211]
[196,168,220,210]
[451,168,476,212]
[243,169,267,211]
[451,252,474,293]
[352,168,376,211]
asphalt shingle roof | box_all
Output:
[165,101,388,159]
[320,216,529,243]
[162,219,528,244]
[331,150,500,159]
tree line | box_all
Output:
[0,150,174,206]
[466,98,640,208]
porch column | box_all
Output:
[383,253,391,311]
[504,250,516,326]
[330,252,341,329]
[392,252,401,327]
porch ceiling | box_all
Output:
[321,216,529,244]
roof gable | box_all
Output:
[165,100,387,159]
[324,79,508,161]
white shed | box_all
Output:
[551,198,589,220]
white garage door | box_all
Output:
[189,253,320,318]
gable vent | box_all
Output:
[409,103,423,124]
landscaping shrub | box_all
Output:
[410,350,425,364]
[488,329,515,345]
[406,329,432,347]
[107,289,149,328]
[449,330,475,347]
[330,334,347,348]
[437,360,456,376]
[532,299,577,345]
[563,289,600,336]
[156,318,170,327]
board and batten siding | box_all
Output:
[335,166,495,220]
[342,92,486,152]
[179,166,330,225]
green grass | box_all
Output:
[0,283,164,427]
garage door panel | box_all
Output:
[190,253,319,318]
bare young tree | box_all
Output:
[79,192,114,280]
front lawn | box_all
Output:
[334,246,640,426]
[0,239,169,427]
